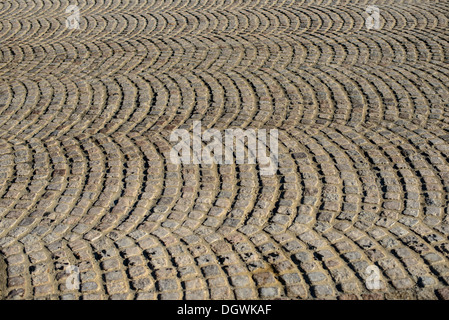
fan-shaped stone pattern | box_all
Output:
[0,0,449,300]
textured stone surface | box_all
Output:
[0,0,449,300]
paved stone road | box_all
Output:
[1,0,449,300]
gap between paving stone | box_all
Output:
[0,252,6,299]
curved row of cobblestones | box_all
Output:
[0,0,449,300]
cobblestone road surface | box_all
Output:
[1,0,449,300]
